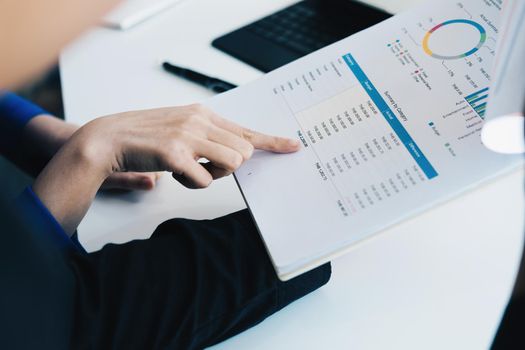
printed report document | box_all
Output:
[205,0,523,280]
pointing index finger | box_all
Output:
[210,114,300,154]
[244,129,300,153]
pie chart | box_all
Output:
[422,19,486,60]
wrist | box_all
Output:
[32,125,113,234]
[67,121,115,180]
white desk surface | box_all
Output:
[60,0,524,348]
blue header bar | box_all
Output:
[343,53,438,180]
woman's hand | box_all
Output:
[71,104,299,188]
[33,104,300,234]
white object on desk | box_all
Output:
[102,0,184,30]
[60,0,524,348]
[481,0,525,154]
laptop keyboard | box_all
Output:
[246,2,343,55]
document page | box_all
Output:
[205,0,522,280]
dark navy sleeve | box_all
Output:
[15,187,86,254]
[0,91,48,160]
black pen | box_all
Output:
[162,61,237,93]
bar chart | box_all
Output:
[465,87,488,118]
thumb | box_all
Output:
[101,172,162,191]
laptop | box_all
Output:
[212,0,391,72]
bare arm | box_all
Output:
[21,115,161,190]
[18,115,77,176]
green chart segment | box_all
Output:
[465,87,488,118]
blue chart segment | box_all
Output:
[343,53,438,180]
[465,87,488,118]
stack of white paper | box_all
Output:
[205,0,523,280]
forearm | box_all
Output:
[0,90,78,176]
[17,115,77,176]
[32,127,110,235]
[0,92,67,173]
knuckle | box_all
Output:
[188,103,208,115]
[188,103,202,111]
[229,152,244,170]
[270,137,281,149]
[242,128,255,140]
[242,143,254,160]
[183,110,212,130]
[196,173,213,188]
[202,121,215,136]
[181,115,198,128]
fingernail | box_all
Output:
[288,139,300,147]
